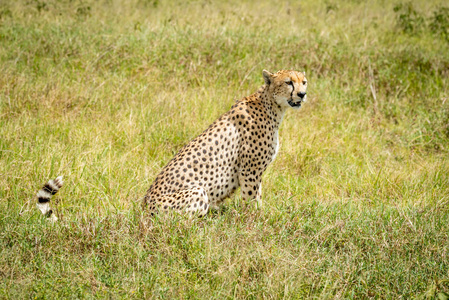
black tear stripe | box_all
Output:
[43,183,59,195]
[38,197,50,203]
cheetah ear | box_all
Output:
[262,69,274,85]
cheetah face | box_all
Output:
[263,70,308,109]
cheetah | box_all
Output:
[35,70,307,220]
[143,69,308,216]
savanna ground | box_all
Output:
[1,0,449,298]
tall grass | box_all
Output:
[1,0,448,298]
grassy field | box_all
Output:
[1,0,449,298]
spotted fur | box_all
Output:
[143,69,308,216]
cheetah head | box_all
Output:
[263,69,308,109]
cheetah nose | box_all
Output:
[298,92,307,99]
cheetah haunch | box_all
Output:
[143,70,308,216]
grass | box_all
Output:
[1,0,449,298]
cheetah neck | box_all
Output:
[259,88,287,128]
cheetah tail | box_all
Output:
[36,176,63,222]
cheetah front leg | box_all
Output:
[239,173,263,208]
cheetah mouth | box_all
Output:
[287,99,302,108]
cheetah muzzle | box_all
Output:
[143,69,309,217]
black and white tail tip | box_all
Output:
[36,176,63,222]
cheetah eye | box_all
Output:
[302,81,307,85]
[285,81,293,86]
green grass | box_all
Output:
[1,0,449,298]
